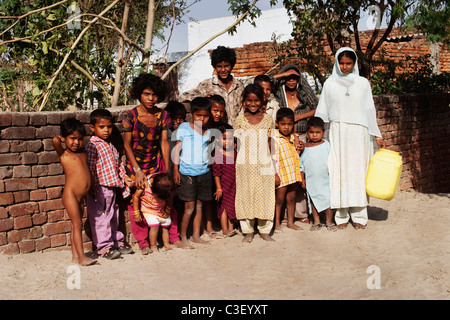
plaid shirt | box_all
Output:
[272,131,302,188]
[179,74,244,125]
[86,136,130,198]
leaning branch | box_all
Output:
[161,0,259,80]
[37,0,120,111]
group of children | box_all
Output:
[54,80,336,267]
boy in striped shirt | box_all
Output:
[86,109,134,259]
[272,108,303,231]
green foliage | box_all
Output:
[371,53,449,95]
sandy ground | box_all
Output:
[0,190,449,301]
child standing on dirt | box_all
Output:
[300,117,337,231]
[52,118,98,266]
[272,108,302,232]
[86,109,134,259]
[212,123,237,237]
[132,172,175,252]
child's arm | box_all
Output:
[172,140,182,185]
[213,176,223,200]
[301,171,306,189]
[52,135,65,157]
[161,129,170,175]
[132,186,145,223]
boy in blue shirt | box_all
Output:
[173,97,212,245]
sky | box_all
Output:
[152,0,285,53]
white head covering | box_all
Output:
[332,47,359,95]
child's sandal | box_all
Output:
[102,248,121,260]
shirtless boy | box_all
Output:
[52,118,98,266]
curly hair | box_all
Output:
[129,73,167,102]
[211,46,237,69]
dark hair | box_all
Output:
[254,74,271,86]
[90,108,113,125]
[130,73,167,102]
[60,118,86,138]
[190,97,211,114]
[242,84,264,104]
[338,50,357,63]
[165,100,187,118]
[211,46,237,69]
[151,172,174,201]
[208,94,225,106]
[215,122,233,134]
[306,116,325,131]
[276,108,295,123]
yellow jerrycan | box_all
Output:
[365,149,402,200]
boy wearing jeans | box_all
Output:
[86,109,134,259]
[173,97,213,245]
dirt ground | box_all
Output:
[0,190,449,301]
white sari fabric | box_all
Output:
[316,47,382,220]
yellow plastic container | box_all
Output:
[365,149,403,200]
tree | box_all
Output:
[278,0,423,81]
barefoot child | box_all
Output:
[86,109,134,259]
[234,84,276,243]
[133,172,175,252]
[212,123,237,237]
[173,97,213,245]
[300,117,337,231]
[52,118,98,266]
[272,108,302,231]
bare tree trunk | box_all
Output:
[112,0,131,107]
[142,0,155,73]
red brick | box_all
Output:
[0,113,12,126]
[4,178,37,192]
[13,191,29,203]
[35,237,51,251]
[39,199,64,212]
[37,175,65,188]
[0,218,14,232]
[18,240,35,253]
[0,153,21,165]
[14,215,32,229]
[0,243,19,254]
[11,113,29,126]
[30,189,47,201]
[32,212,48,225]
[1,127,35,139]
[0,193,14,206]
[48,210,65,223]
[46,186,63,199]
[8,202,39,217]
[43,221,71,236]
[0,232,6,246]
[50,234,67,247]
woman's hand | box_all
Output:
[134,169,146,189]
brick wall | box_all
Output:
[1,94,449,254]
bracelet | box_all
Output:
[216,189,223,192]
[133,210,140,215]
[133,166,142,172]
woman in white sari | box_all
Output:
[315,47,386,229]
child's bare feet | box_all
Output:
[141,246,152,255]
[173,240,194,249]
[192,234,207,244]
[242,233,254,243]
[260,234,275,242]
[287,222,302,230]
[79,256,99,266]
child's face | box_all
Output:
[140,88,158,109]
[220,131,234,151]
[214,61,232,81]
[210,103,225,123]
[276,117,294,137]
[191,109,210,130]
[243,93,262,114]
[306,126,324,143]
[171,115,186,130]
[90,118,113,141]
[258,81,272,102]
[63,131,85,153]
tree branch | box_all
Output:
[37,0,120,111]
[161,0,259,80]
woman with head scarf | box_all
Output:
[271,64,318,139]
[315,47,386,230]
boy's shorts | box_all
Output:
[177,172,213,202]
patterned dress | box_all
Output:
[233,113,275,221]
[212,149,237,220]
[122,107,171,178]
